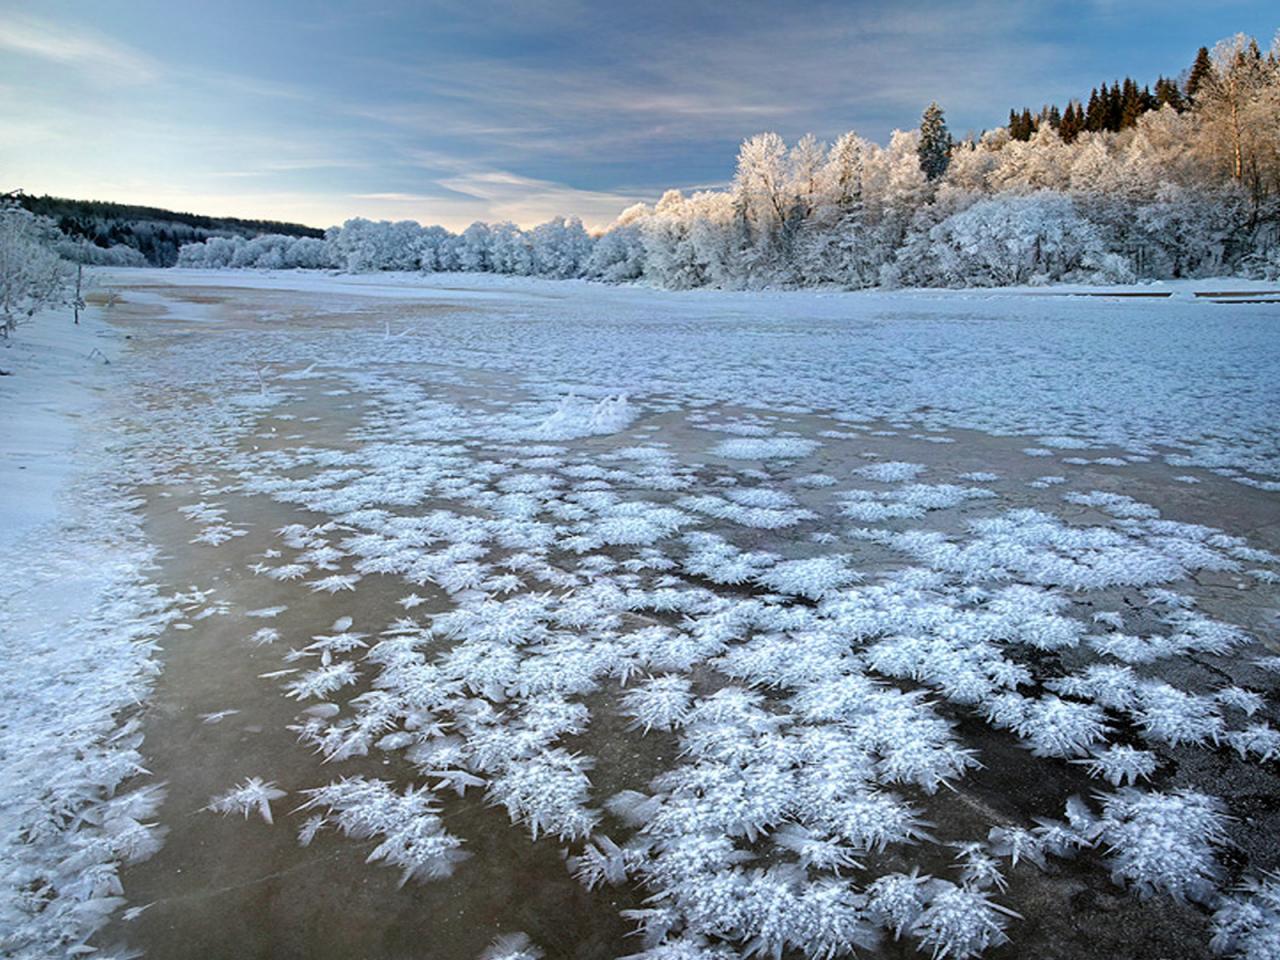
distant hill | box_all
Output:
[14,193,325,267]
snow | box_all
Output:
[3,268,1279,959]
[0,309,115,548]
[109,267,1280,480]
[0,303,173,957]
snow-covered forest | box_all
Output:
[16,195,324,267]
[173,33,1280,287]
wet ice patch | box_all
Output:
[840,483,996,522]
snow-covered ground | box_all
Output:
[2,269,1278,960]
[0,302,173,958]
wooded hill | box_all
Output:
[13,193,323,267]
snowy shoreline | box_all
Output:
[0,303,173,958]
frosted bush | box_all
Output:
[919,192,1120,287]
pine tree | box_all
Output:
[917,102,952,180]
[1186,46,1213,101]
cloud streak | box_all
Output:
[0,13,159,83]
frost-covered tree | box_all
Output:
[0,202,75,336]
[584,213,646,282]
[1193,33,1280,207]
[732,132,793,279]
[529,217,593,278]
[457,221,493,272]
[915,192,1132,286]
[488,221,534,275]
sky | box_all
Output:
[1,1,1274,231]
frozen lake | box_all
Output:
[3,271,1279,960]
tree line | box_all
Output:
[15,194,323,267]
[1004,43,1225,142]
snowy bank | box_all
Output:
[0,304,173,958]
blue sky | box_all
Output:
[1,1,1273,229]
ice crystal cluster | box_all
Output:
[1212,872,1280,960]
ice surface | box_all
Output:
[4,270,1279,959]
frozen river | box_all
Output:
[3,271,1278,960]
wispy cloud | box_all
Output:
[433,169,644,228]
[0,14,159,83]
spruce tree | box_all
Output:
[1085,88,1103,131]
[1121,78,1143,128]
[1059,102,1081,143]
[1107,82,1123,131]
[917,102,951,181]
[1155,75,1185,111]
[1186,46,1213,101]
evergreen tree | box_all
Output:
[1085,87,1103,131]
[1019,107,1035,140]
[917,102,952,180]
[1107,82,1124,130]
[1155,76,1183,110]
[1121,78,1144,128]
[1186,46,1214,101]
[1059,102,1082,143]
